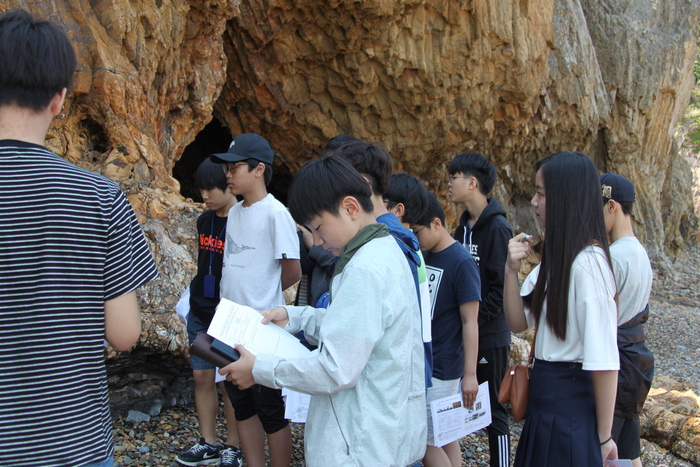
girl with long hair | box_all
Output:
[504,151,620,466]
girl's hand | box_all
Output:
[601,437,618,467]
[506,233,532,273]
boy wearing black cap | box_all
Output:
[601,173,654,467]
[210,133,301,467]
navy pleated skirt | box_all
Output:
[513,359,602,467]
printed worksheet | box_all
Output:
[207,299,311,359]
[429,382,492,447]
[282,388,311,423]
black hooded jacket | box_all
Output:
[453,198,512,350]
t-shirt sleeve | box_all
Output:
[104,189,159,300]
[520,265,538,329]
[455,255,482,305]
[273,209,301,260]
[573,253,619,371]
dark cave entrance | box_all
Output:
[174,119,294,205]
[174,118,232,203]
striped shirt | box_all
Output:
[0,140,159,466]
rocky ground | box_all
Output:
[112,406,696,467]
[113,254,700,467]
[113,300,700,467]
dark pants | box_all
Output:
[477,345,510,467]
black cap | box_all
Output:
[600,172,636,203]
[211,133,274,165]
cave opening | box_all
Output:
[174,118,232,203]
[174,119,294,205]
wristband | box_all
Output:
[600,436,613,446]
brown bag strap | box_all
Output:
[528,326,537,366]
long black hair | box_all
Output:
[524,151,612,341]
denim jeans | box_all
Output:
[79,455,114,467]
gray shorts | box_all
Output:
[426,377,461,446]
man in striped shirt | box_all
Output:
[0,9,158,467]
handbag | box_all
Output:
[497,327,537,422]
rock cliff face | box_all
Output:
[3,0,698,413]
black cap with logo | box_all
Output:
[211,133,274,165]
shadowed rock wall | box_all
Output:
[3,0,698,413]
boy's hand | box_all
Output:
[260,306,289,328]
[506,233,532,273]
[219,345,256,389]
[462,375,479,409]
[298,224,314,250]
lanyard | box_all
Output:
[209,213,227,275]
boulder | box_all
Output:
[642,376,700,466]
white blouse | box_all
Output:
[521,246,619,371]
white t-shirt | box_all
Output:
[520,246,619,371]
[220,194,300,310]
[610,236,653,325]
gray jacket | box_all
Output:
[254,235,426,466]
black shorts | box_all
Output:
[223,382,288,434]
[612,415,641,459]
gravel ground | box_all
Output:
[113,267,700,467]
[645,297,700,388]
[113,405,695,467]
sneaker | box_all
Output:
[176,438,220,466]
[219,445,243,467]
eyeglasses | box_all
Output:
[383,199,398,210]
[449,175,470,182]
[223,162,249,174]
[413,226,426,236]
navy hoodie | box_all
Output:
[453,198,512,350]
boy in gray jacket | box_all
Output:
[222,155,427,467]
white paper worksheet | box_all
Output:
[207,298,311,360]
[429,382,492,447]
[282,388,311,423]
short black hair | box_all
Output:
[0,9,76,111]
[448,152,496,195]
[414,191,445,227]
[245,159,273,186]
[288,155,374,227]
[195,158,229,191]
[334,141,392,197]
[384,173,429,225]
[602,197,633,215]
[324,134,358,152]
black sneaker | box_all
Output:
[219,445,243,467]
[176,438,220,466]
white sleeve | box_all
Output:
[520,265,539,330]
[273,209,300,260]
[282,304,329,341]
[573,255,619,371]
[253,264,388,395]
